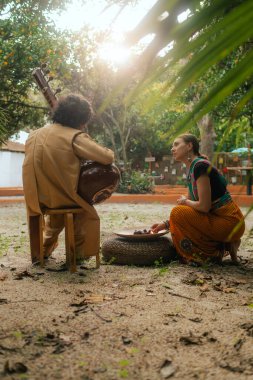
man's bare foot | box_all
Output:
[43,241,59,259]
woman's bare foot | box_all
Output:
[213,252,223,265]
[229,240,241,264]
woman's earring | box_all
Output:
[187,153,192,162]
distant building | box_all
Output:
[0,140,25,187]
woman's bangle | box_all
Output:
[181,195,187,204]
[163,220,170,229]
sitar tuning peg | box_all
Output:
[54,88,61,95]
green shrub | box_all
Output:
[117,171,154,194]
[176,176,187,186]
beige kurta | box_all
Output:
[22,123,114,257]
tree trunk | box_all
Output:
[103,122,120,163]
[104,108,132,171]
[197,114,216,161]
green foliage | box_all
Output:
[118,358,129,378]
[117,170,153,194]
[118,369,129,378]
[0,234,11,256]
[61,28,142,167]
[0,106,9,143]
[215,116,253,152]
[130,82,186,161]
[119,0,253,141]
[12,330,23,339]
[154,257,169,276]
[2,0,252,161]
[176,176,187,187]
[0,0,71,140]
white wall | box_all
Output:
[0,151,25,187]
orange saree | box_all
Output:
[169,201,245,264]
[168,157,245,264]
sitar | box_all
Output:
[32,66,120,205]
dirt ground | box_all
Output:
[0,202,253,380]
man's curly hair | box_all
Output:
[52,94,93,129]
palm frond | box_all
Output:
[230,86,253,122]
[123,0,253,133]
[165,48,253,135]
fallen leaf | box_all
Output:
[81,332,90,340]
[0,272,8,281]
[240,322,253,337]
[234,338,245,351]
[180,333,202,345]
[3,361,28,374]
[182,274,205,286]
[13,270,34,280]
[122,336,132,345]
[213,284,223,291]
[203,275,213,280]
[70,300,87,307]
[189,317,202,323]
[199,284,209,292]
[160,359,176,378]
[202,332,217,342]
[223,287,236,293]
[233,279,247,285]
[85,294,104,303]
[46,265,67,272]
[59,334,72,343]
[219,361,245,373]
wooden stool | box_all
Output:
[29,208,100,273]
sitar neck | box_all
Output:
[32,68,58,109]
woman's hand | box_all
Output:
[176,177,211,213]
[150,222,167,233]
[177,195,187,205]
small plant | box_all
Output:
[103,256,116,265]
[127,347,139,354]
[158,267,169,276]
[176,176,187,186]
[0,235,12,256]
[154,257,164,267]
[117,170,154,194]
[18,375,28,380]
[12,331,23,340]
[77,361,88,367]
[118,360,130,379]
[119,359,129,367]
[154,257,169,276]
[119,368,129,378]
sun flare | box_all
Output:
[98,43,131,67]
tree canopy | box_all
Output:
[121,0,253,142]
[1,0,253,162]
[0,0,71,141]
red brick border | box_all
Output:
[0,187,252,207]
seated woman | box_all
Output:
[151,133,245,265]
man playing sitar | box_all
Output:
[23,72,116,263]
